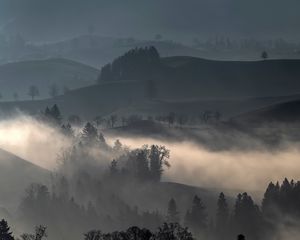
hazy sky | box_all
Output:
[0,0,300,42]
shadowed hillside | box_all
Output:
[0,148,49,209]
[0,58,99,100]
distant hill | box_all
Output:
[0,148,49,209]
[34,35,204,67]
[0,58,99,100]
[0,35,203,68]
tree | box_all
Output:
[61,123,73,137]
[110,160,118,176]
[110,115,118,128]
[113,139,122,152]
[0,219,14,240]
[215,192,229,237]
[185,195,207,235]
[84,230,102,240]
[28,85,39,100]
[49,83,59,98]
[167,198,179,223]
[177,115,188,128]
[50,104,62,124]
[233,192,263,240]
[149,145,170,181]
[81,122,101,144]
[154,223,193,240]
[167,112,176,127]
[261,51,268,60]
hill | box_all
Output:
[232,99,300,125]
[1,57,300,119]
[158,57,300,99]
[0,58,99,100]
[31,35,204,67]
[0,148,49,210]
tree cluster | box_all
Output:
[98,47,160,82]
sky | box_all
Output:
[0,0,299,42]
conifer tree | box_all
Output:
[167,198,179,223]
[0,219,14,240]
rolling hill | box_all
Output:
[37,35,203,68]
[1,57,300,119]
[0,58,99,100]
[0,148,50,210]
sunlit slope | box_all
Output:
[0,58,99,100]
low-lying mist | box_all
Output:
[0,114,299,195]
[109,136,300,194]
[0,114,72,169]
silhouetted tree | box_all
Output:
[28,85,39,100]
[233,193,262,240]
[215,192,229,237]
[84,230,102,240]
[61,123,73,137]
[261,51,268,60]
[167,198,179,223]
[185,195,207,235]
[154,223,194,240]
[167,112,176,128]
[110,115,118,128]
[110,160,118,176]
[149,145,170,181]
[0,219,14,240]
[81,122,98,143]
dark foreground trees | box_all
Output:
[84,223,194,240]
[0,219,14,240]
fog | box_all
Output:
[0,114,299,194]
[0,114,71,169]
[1,0,300,42]
[110,136,300,194]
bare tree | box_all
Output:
[28,85,39,100]
[21,225,47,240]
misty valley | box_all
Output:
[1,1,300,240]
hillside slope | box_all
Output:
[0,58,99,100]
[0,148,49,209]
[159,57,300,99]
[1,57,300,119]
[232,99,300,125]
